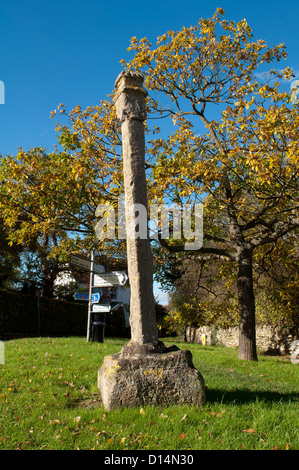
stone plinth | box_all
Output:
[98,341,206,410]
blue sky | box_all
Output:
[1,0,298,304]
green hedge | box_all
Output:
[0,289,87,339]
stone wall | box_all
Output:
[184,324,299,355]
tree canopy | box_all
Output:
[0,9,297,360]
[121,8,299,359]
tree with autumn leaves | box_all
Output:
[122,8,299,360]
[0,102,126,296]
[0,9,298,360]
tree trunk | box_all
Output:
[236,245,258,361]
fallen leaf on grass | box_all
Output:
[96,430,107,437]
[181,414,188,422]
[178,434,187,439]
[209,410,226,417]
[243,428,256,434]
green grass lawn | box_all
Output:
[0,336,298,450]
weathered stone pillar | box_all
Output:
[113,71,158,346]
[97,71,206,410]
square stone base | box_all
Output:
[98,341,206,410]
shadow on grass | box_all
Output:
[207,388,299,405]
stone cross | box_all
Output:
[114,71,158,346]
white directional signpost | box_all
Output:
[94,272,128,288]
[87,251,95,342]
[92,304,111,313]
[70,254,105,274]
[90,271,128,341]
[70,252,128,342]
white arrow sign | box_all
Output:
[92,304,111,313]
[93,271,128,287]
[70,255,105,274]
